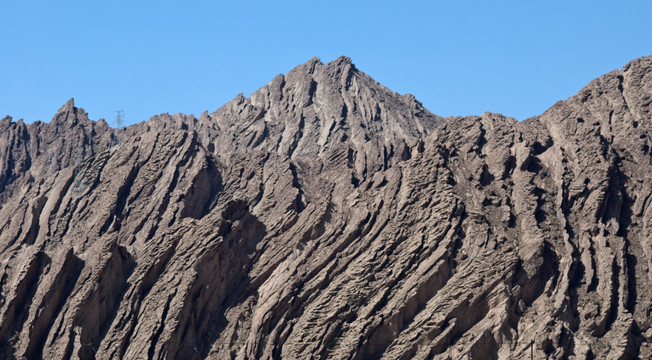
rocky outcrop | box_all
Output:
[126,57,443,185]
[0,55,651,359]
[0,99,115,206]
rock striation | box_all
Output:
[0,55,651,359]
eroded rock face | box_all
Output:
[0,55,651,359]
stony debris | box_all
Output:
[0,55,651,359]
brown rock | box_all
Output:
[0,55,651,359]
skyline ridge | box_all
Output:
[4,53,652,127]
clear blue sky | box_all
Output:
[1,1,651,125]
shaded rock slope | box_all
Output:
[0,55,651,359]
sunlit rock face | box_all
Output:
[0,55,651,359]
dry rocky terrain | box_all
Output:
[0,55,651,359]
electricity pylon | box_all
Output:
[114,110,124,128]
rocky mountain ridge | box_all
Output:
[0,55,651,359]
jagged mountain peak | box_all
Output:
[206,56,443,179]
[0,97,117,205]
[536,55,652,151]
[58,97,75,111]
[1,115,13,124]
[289,55,353,74]
[49,97,91,128]
[126,56,446,185]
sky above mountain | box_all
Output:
[1,0,651,125]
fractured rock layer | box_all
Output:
[0,55,651,359]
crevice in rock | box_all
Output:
[288,162,306,213]
[119,235,182,357]
[286,115,304,158]
[164,204,265,359]
[594,257,620,337]
[24,249,84,359]
[0,251,50,351]
[75,244,135,360]
[24,195,47,245]
[181,156,223,220]
[99,164,139,236]
[513,240,559,306]
[148,291,175,360]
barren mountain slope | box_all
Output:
[0,55,651,359]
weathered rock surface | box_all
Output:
[0,55,651,359]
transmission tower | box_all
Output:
[114,110,124,128]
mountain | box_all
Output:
[0,55,650,359]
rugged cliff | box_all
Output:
[0,55,651,359]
